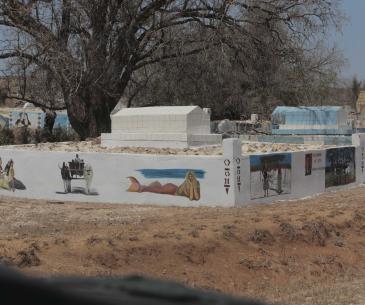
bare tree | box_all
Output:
[127,3,345,119]
[350,76,361,109]
[0,0,344,138]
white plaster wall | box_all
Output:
[356,146,363,184]
[222,139,250,206]
[0,141,362,207]
[111,106,211,135]
[352,133,365,183]
[186,111,211,134]
[235,155,252,206]
[112,114,190,133]
[291,150,325,198]
[0,149,233,207]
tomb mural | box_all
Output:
[305,153,313,176]
[127,169,204,201]
[250,153,292,199]
[0,158,26,191]
[325,147,356,188]
[57,154,98,195]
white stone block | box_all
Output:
[104,106,221,148]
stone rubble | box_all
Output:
[0,138,333,155]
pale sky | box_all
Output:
[335,1,365,79]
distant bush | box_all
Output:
[51,127,79,143]
[13,126,31,144]
[0,127,79,145]
[0,128,14,145]
[30,128,42,144]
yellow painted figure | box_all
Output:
[176,170,200,201]
[0,174,11,190]
[0,159,12,190]
[9,161,15,192]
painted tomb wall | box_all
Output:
[0,136,363,207]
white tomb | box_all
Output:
[101,106,222,148]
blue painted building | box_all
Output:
[271,106,353,135]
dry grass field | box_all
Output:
[0,187,364,305]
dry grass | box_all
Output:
[0,187,364,305]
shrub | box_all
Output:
[51,127,79,142]
[30,128,42,144]
[0,128,14,145]
[0,127,79,145]
[13,127,31,145]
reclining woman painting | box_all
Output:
[127,170,201,201]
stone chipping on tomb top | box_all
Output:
[0,139,336,155]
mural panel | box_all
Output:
[127,169,204,201]
[0,158,26,191]
[250,153,291,199]
[57,154,98,195]
[305,153,313,176]
[325,147,356,188]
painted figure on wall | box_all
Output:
[0,158,26,191]
[250,153,291,199]
[277,166,283,194]
[60,162,71,193]
[305,154,312,176]
[325,147,356,188]
[262,161,270,197]
[83,164,94,194]
[176,171,200,201]
[15,112,31,127]
[127,169,201,201]
[58,155,97,195]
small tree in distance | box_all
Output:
[351,76,362,109]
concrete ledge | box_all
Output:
[101,133,222,148]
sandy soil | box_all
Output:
[0,188,364,305]
[1,139,329,155]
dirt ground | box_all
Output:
[0,187,364,305]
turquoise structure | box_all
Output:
[271,106,353,135]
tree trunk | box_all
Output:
[44,109,56,134]
[66,88,118,139]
